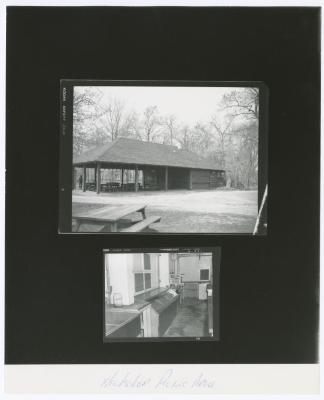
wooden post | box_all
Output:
[142,168,146,189]
[82,165,86,192]
[110,221,118,232]
[134,165,139,192]
[188,169,192,190]
[165,166,168,190]
[121,168,124,190]
[96,163,101,194]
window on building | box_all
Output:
[144,254,151,270]
[134,254,152,294]
[144,273,151,289]
[200,269,210,281]
[135,273,145,292]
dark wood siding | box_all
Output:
[191,169,211,189]
[191,169,226,189]
[210,170,226,188]
[209,171,218,188]
[143,167,165,190]
[168,167,189,189]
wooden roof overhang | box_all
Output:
[73,160,225,173]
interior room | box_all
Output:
[104,251,216,339]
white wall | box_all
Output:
[130,253,160,291]
[159,253,170,287]
[150,254,159,289]
[106,253,165,305]
[106,254,135,306]
[179,254,212,282]
[132,253,143,272]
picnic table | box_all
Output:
[72,204,161,232]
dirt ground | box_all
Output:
[72,189,258,233]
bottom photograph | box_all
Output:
[103,248,220,341]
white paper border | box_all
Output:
[1,1,322,398]
[4,364,320,394]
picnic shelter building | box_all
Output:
[73,137,226,193]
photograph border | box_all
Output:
[59,80,268,235]
[102,246,221,343]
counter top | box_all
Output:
[135,287,169,302]
[105,310,140,336]
[106,287,175,336]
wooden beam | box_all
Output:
[82,165,86,192]
[134,165,139,192]
[96,163,101,194]
[165,166,168,190]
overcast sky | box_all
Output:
[90,86,244,125]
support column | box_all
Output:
[142,168,146,189]
[82,165,86,192]
[188,169,192,190]
[96,162,101,194]
[134,165,139,192]
[121,168,124,190]
[165,166,168,190]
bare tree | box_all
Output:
[210,114,234,168]
[237,120,258,187]
[119,110,141,138]
[73,87,104,155]
[177,124,193,151]
[85,126,108,149]
[162,114,178,145]
[99,98,125,141]
[218,88,259,188]
[191,123,215,157]
[220,87,259,120]
[142,106,161,142]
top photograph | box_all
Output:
[59,81,268,234]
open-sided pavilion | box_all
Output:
[73,137,226,194]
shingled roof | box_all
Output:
[73,137,223,171]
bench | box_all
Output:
[120,215,161,232]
